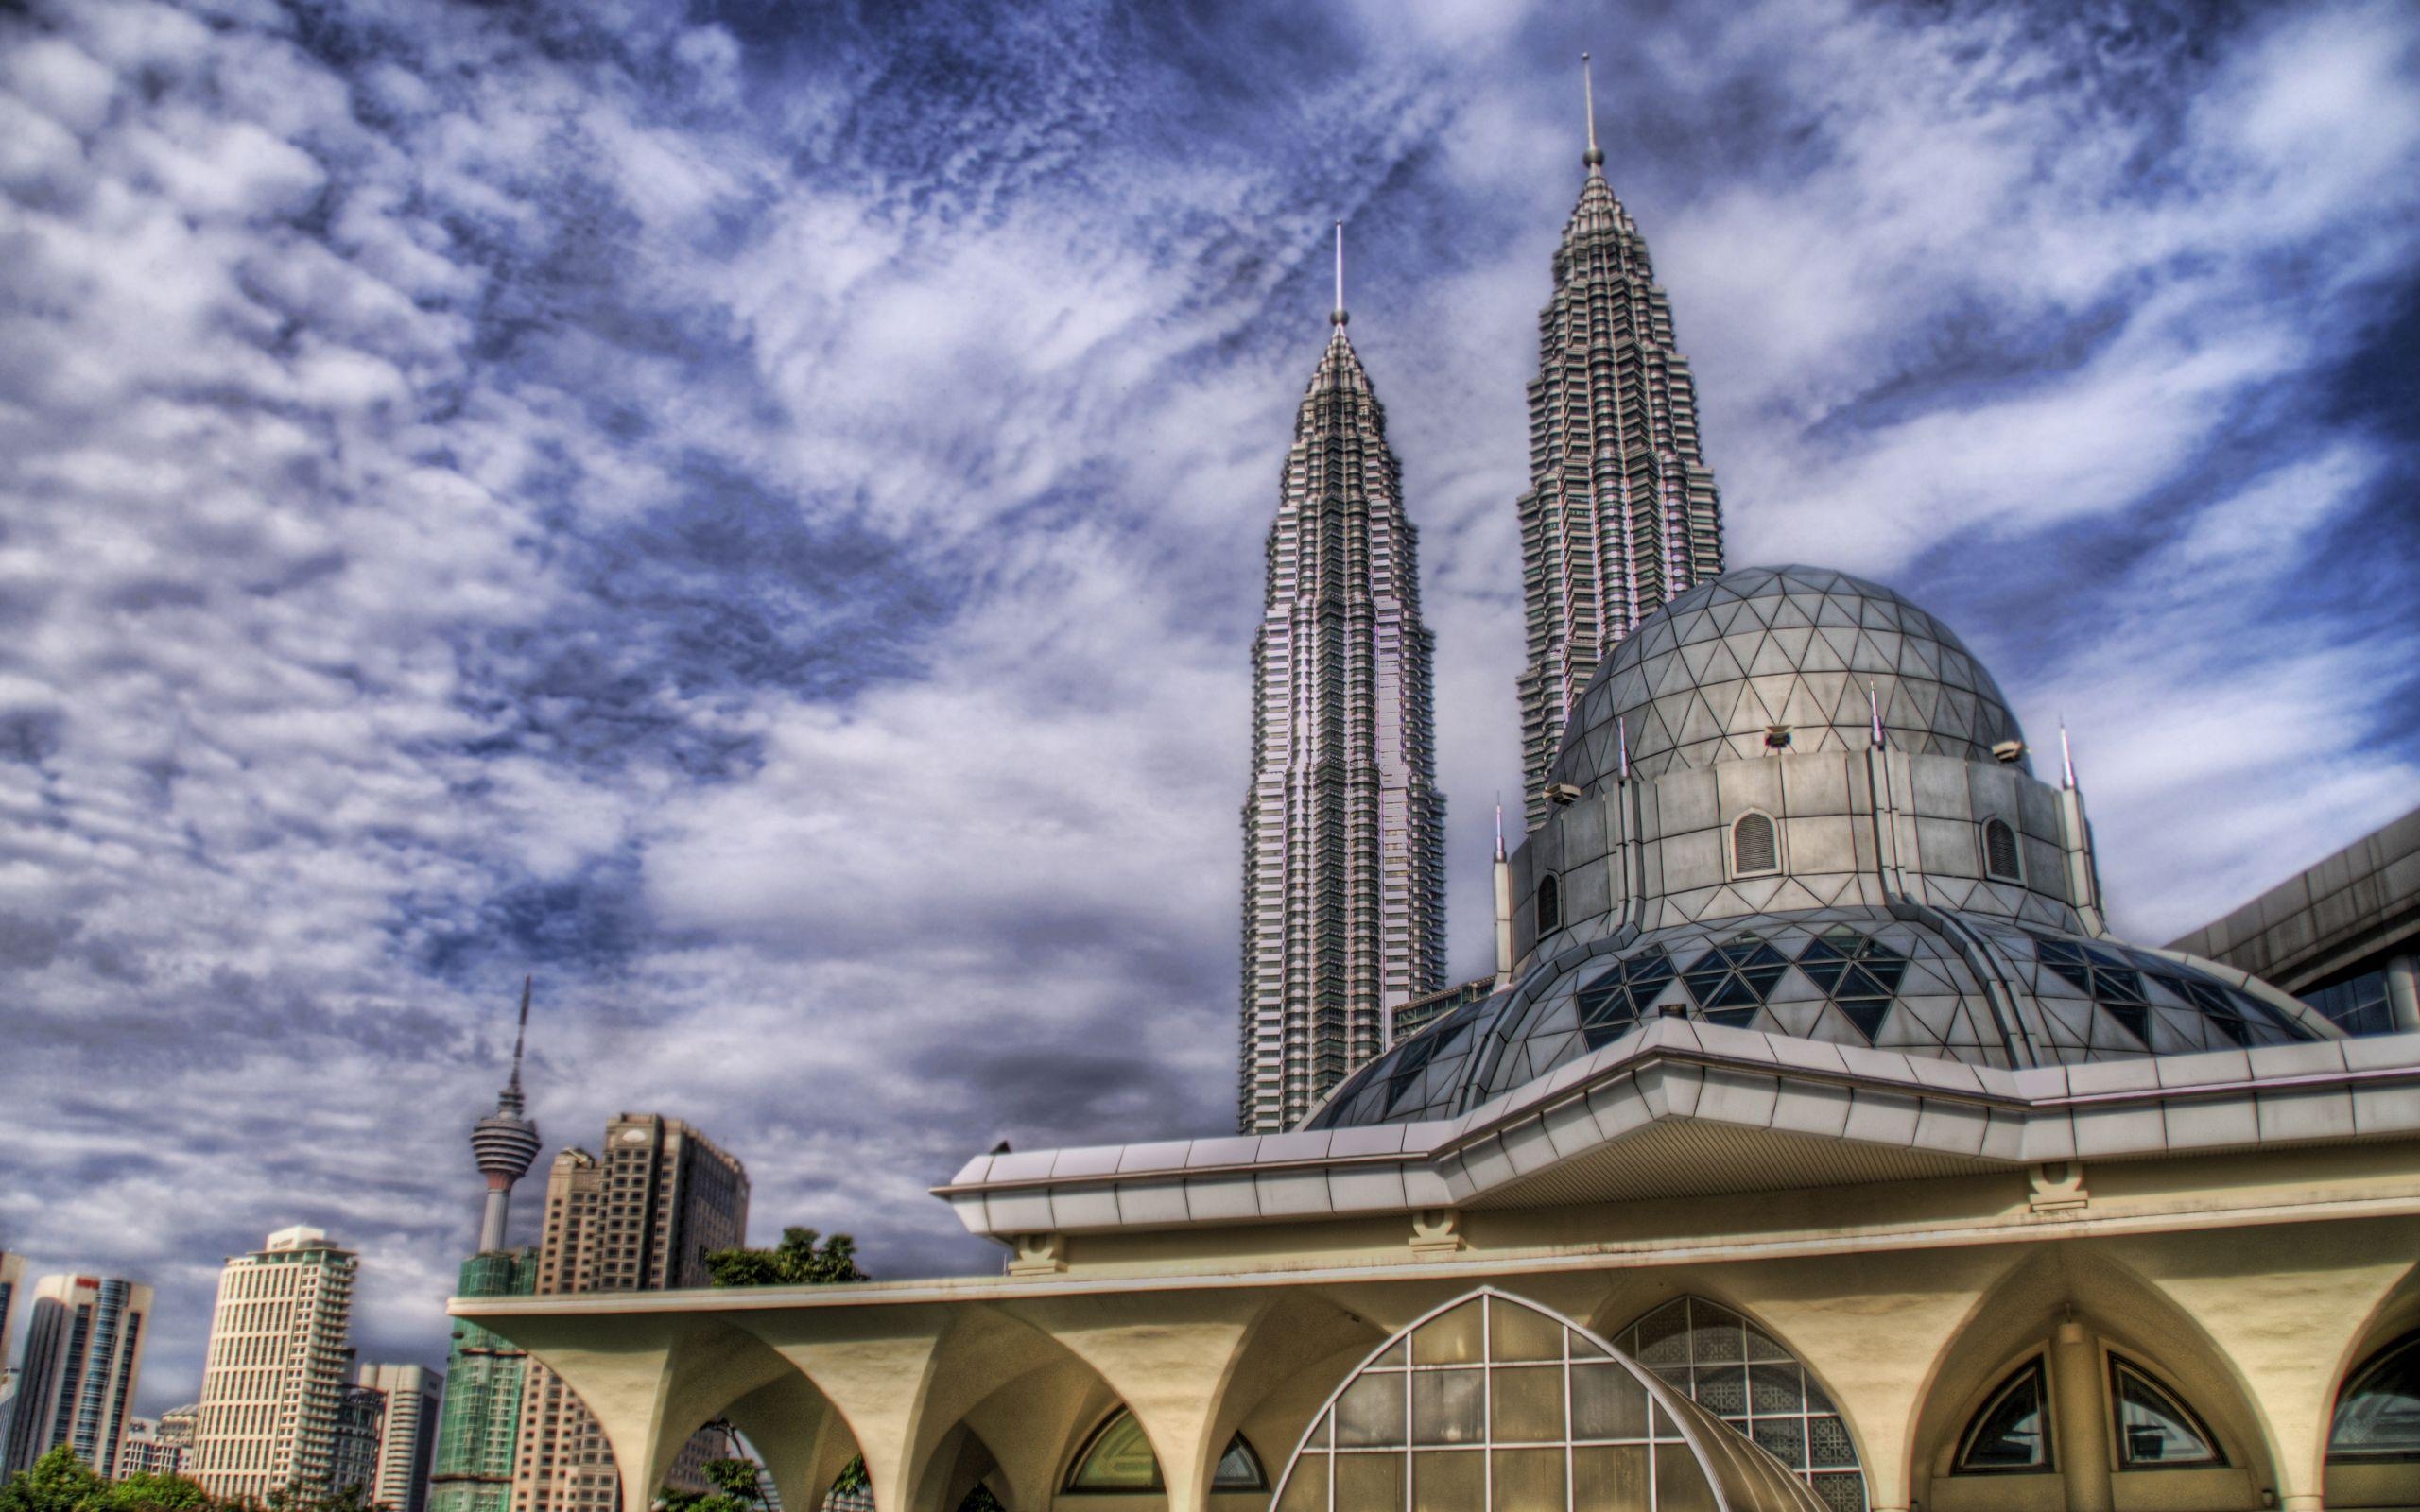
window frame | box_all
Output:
[2330,1331,2420,1463]
[1981,817,2023,884]
[1063,1407,1165,1494]
[2106,1353,2227,1470]
[1535,872,1562,935]
[1729,811,1781,880]
[1953,1355,2057,1476]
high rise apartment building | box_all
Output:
[430,982,544,1512]
[0,1252,20,1372]
[1513,67,1724,832]
[333,1383,387,1499]
[117,1417,188,1478]
[189,1227,358,1503]
[1237,236,1448,1133]
[354,1364,443,1512]
[0,1274,152,1479]
[510,1116,748,1512]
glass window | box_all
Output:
[1537,874,1563,935]
[1676,937,1792,1029]
[1275,1290,1793,1512]
[1066,1409,1163,1491]
[1613,1297,1865,1509]
[1982,819,2021,882]
[1732,814,1778,875]
[2331,1332,2420,1460]
[1955,1359,2053,1473]
[2305,969,2396,1037]
[2109,1357,2222,1469]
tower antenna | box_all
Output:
[1582,52,1604,167]
[2060,718,2077,790]
[510,974,531,1090]
[1332,221,1346,325]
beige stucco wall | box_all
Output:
[458,1140,2420,1512]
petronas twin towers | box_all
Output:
[1239,70,1725,1131]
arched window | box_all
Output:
[1213,1435,1267,1491]
[1535,872,1562,935]
[2110,1355,2223,1468]
[1064,1410,1268,1494]
[1614,1296,1865,1510]
[1270,1289,1824,1512]
[1066,1409,1162,1492]
[1732,813,1779,877]
[2332,1332,2420,1460]
[1982,818,2022,882]
[1955,1358,2053,1473]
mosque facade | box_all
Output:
[454,93,2420,1512]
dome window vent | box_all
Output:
[1983,819,2022,882]
[1535,873,1562,935]
[1731,812,1780,877]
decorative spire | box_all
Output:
[1617,714,1630,781]
[1869,683,1887,748]
[2060,719,2077,790]
[1582,52,1604,169]
[1494,798,1506,862]
[1331,220,1348,327]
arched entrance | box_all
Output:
[1268,1287,1824,1512]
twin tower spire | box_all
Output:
[1239,58,1725,1132]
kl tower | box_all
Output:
[469,977,542,1251]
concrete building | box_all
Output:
[336,1383,389,1500]
[158,1404,199,1458]
[356,1364,443,1512]
[190,1227,359,1503]
[432,983,544,1512]
[1240,229,1448,1133]
[117,1417,188,1479]
[509,1115,748,1512]
[1514,60,1725,835]
[1,1274,153,1479]
[2169,806,2420,1036]
[1388,976,1497,1047]
[458,564,2420,1512]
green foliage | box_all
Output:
[954,1485,1005,1512]
[705,1228,869,1287]
[0,1453,291,1512]
[655,1458,767,1512]
[829,1456,869,1495]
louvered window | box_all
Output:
[1983,819,2021,882]
[1732,813,1778,876]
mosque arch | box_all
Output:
[1060,1410,1266,1495]
[1268,1285,1825,1512]
[1606,1295,1868,1511]
[1908,1249,2276,1512]
[2322,1263,2420,1510]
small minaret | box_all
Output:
[469,977,542,1253]
[2054,721,2108,934]
[1492,800,1514,978]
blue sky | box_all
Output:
[0,0,2414,1412]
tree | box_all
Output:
[0,1448,104,1512]
[655,1456,768,1512]
[706,1228,868,1287]
[104,1475,216,1512]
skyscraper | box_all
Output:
[189,1228,358,1503]
[1239,230,1447,1133]
[429,983,544,1512]
[0,1251,21,1371]
[355,1364,443,1512]
[332,1384,387,1500]
[1,1274,153,1479]
[510,1115,749,1512]
[1513,58,1724,833]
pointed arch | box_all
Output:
[1609,1295,1867,1510]
[1268,1286,1825,1512]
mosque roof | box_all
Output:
[1547,565,2027,789]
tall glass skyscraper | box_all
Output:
[1239,239,1447,1133]
[0,1274,151,1479]
[1514,71,1725,833]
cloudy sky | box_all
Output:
[1,0,2414,1412]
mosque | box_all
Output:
[458,563,2420,1512]
[454,62,2420,1512]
